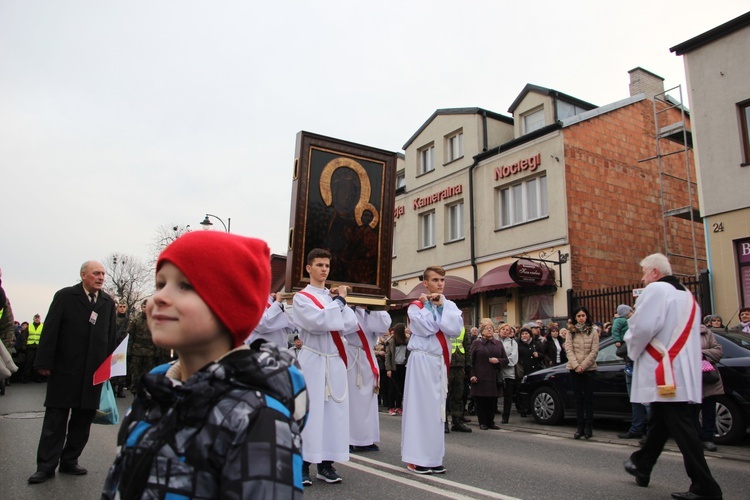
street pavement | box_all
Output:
[1,382,748,499]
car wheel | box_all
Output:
[531,386,563,425]
[714,395,746,445]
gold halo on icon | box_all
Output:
[320,157,379,229]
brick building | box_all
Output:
[391,68,706,326]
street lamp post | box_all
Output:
[200,214,231,233]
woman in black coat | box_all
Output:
[469,321,508,430]
[517,327,543,376]
[544,327,567,367]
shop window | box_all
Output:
[521,291,555,324]
[446,200,464,242]
[496,174,548,228]
[523,107,545,134]
[419,144,435,175]
[737,237,750,307]
[419,211,435,249]
[446,130,463,162]
[488,296,508,325]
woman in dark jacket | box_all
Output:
[517,327,543,377]
[384,323,408,415]
[544,326,567,367]
[469,320,508,430]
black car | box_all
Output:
[518,332,750,444]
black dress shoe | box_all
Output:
[488,424,501,430]
[623,459,650,487]
[702,441,718,452]
[59,463,87,475]
[617,431,643,439]
[500,418,509,424]
[28,470,54,484]
[573,430,583,439]
[479,425,488,430]
[671,492,723,500]
[451,421,472,433]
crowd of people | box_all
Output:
[3,247,749,499]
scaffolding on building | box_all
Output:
[639,85,705,278]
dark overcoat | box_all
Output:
[35,283,116,409]
[470,338,508,398]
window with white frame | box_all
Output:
[446,131,463,162]
[446,200,464,242]
[418,144,435,175]
[496,174,548,228]
[396,171,406,190]
[419,211,435,249]
[523,108,545,134]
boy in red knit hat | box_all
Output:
[103,231,308,499]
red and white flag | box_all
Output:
[93,335,129,385]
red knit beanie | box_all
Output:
[156,231,271,348]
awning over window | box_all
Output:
[471,260,555,294]
[404,275,474,301]
[390,287,407,301]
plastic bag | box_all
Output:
[93,380,120,425]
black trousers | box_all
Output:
[388,364,406,409]
[502,378,516,421]
[631,402,722,497]
[475,396,497,427]
[447,366,465,418]
[36,407,96,472]
[570,370,594,428]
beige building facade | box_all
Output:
[671,12,750,323]
[392,68,706,327]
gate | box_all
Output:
[567,270,711,324]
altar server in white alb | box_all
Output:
[347,306,391,452]
[292,248,358,486]
[622,253,722,500]
[402,265,464,475]
[245,293,293,348]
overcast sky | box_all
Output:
[1,1,747,323]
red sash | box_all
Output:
[356,325,380,386]
[409,300,450,377]
[298,291,348,367]
[644,296,697,395]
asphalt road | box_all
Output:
[2,383,748,499]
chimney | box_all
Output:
[628,67,665,100]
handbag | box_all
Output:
[701,359,720,385]
[616,342,628,358]
[93,380,120,425]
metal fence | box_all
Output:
[567,270,711,324]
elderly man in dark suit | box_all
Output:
[28,261,116,484]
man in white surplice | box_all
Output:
[402,266,463,474]
[346,307,391,451]
[623,253,722,499]
[292,249,358,486]
[245,293,293,348]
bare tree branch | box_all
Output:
[102,253,152,313]
[149,224,192,272]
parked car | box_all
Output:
[518,332,750,444]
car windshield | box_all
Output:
[716,332,750,358]
[595,341,622,364]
